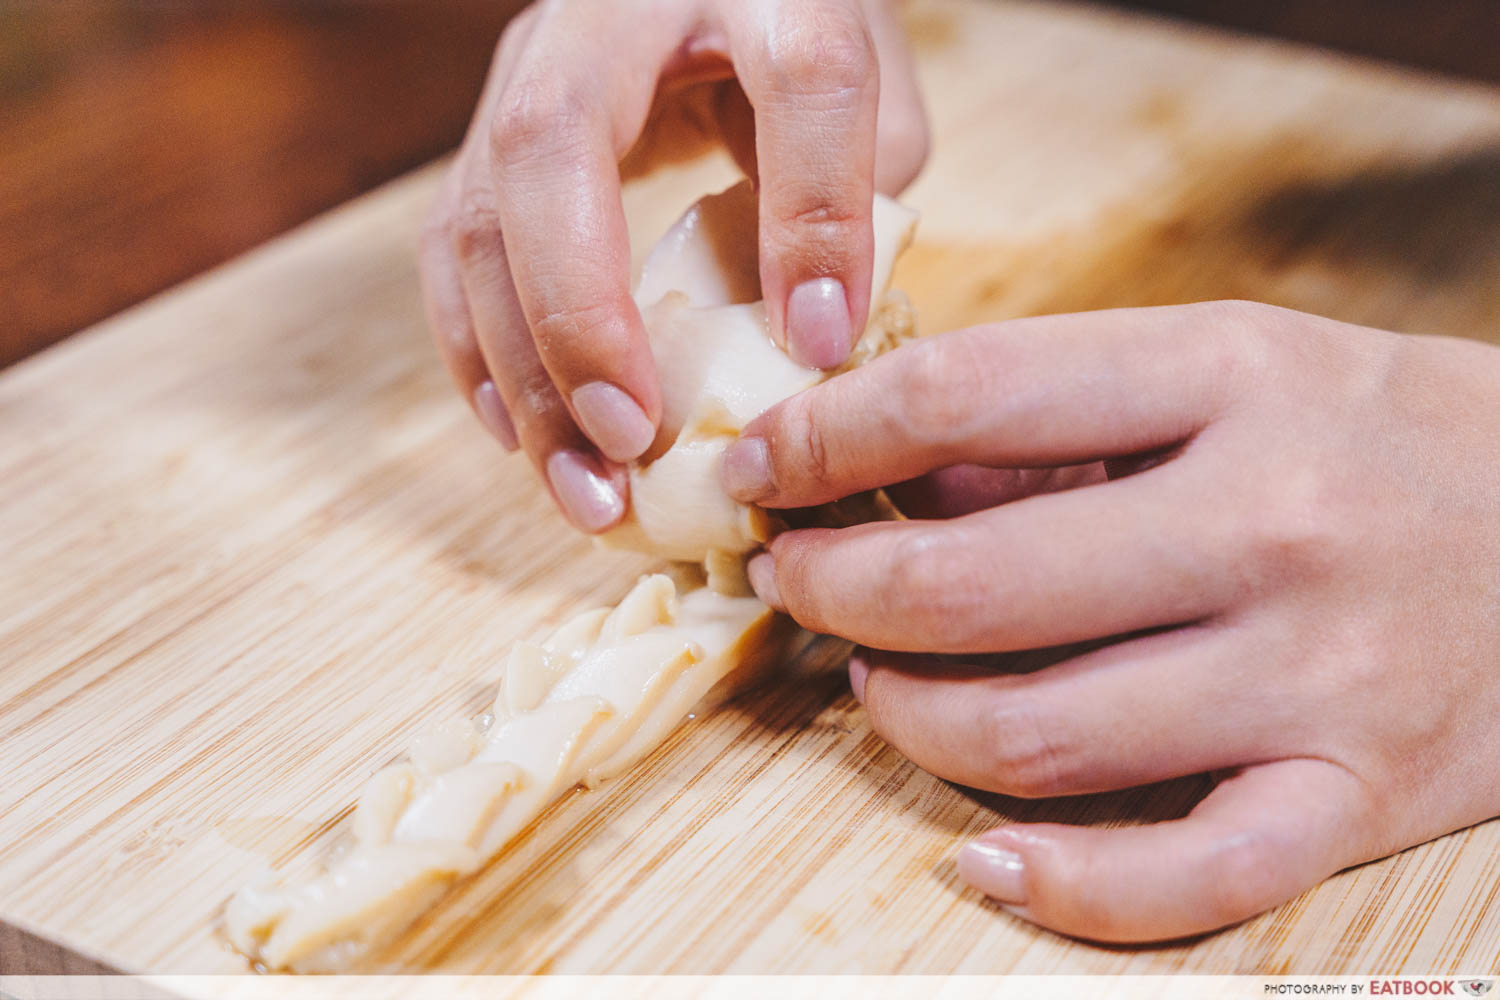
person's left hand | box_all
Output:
[719,300,1500,942]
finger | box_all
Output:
[453,152,627,534]
[722,303,1252,509]
[420,193,518,452]
[721,0,880,369]
[756,469,1242,653]
[957,758,1372,942]
[848,625,1294,799]
[418,11,540,452]
[861,0,929,194]
[488,3,696,463]
[883,464,1107,519]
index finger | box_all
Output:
[722,302,1260,509]
[487,3,695,463]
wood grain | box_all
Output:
[4,1,1495,372]
[2,0,1499,978]
[0,0,525,369]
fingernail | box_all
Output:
[848,650,870,703]
[473,381,518,451]
[571,381,656,463]
[721,436,774,501]
[546,449,625,533]
[957,839,1028,905]
[746,551,784,611]
[785,278,852,370]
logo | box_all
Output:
[1460,983,1494,998]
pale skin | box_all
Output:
[421,0,1500,945]
[419,0,927,532]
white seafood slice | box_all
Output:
[545,634,702,783]
[350,763,420,846]
[255,841,479,973]
[603,183,919,570]
[587,592,776,783]
[408,718,484,775]
[634,179,917,327]
[390,762,527,849]
[227,183,919,973]
[635,180,762,309]
[597,572,677,640]
[226,577,783,972]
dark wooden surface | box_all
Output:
[0,0,523,368]
[1122,1,1500,86]
[2,0,1497,369]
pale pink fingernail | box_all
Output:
[848,650,870,703]
[571,381,656,462]
[747,551,784,611]
[957,839,1028,905]
[473,381,518,452]
[546,449,625,533]
[785,278,852,370]
[721,436,774,501]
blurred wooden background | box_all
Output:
[2,0,1497,369]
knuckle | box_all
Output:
[779,197,862,231]
[802,411,833,487]
[449,192,504,263]
[510,367,565,430]
[1196,300,1280,392]
[771,539,831,631]
[1242,465,1348,587]
[780,392,835,489]
[883,528,993,650]
[489,75,589,168]
[766,191,869,270]
[979,694,1068,798]
[527,297,631,362]
[896,336,984,451]
[763,6,876,97]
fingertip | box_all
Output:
[785,277,854,370]
[957,835,1028,906]
[847,648,870,703]
[546,448,626,534]
[721,435,775,502]
[571,381,657,462]
[746,551,784,611]
[473,381,520,452]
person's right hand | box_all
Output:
[419,0,929,533]
[718,301,1500,943]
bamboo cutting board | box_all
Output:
[4,0,1500,978]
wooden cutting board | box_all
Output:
[4,0,1500,978]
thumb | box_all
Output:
[957,758,1371,943]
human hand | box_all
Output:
[720,301,1500,942]
[419,0,928,533]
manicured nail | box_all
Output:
[848,650,870,703]
[721,436,774,501]
[571,381,656,463]
[473,381,518,452]
[957,839,1027,905]
[546,449,625,533]
[785,277,852,370]
[746,551,784,611]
